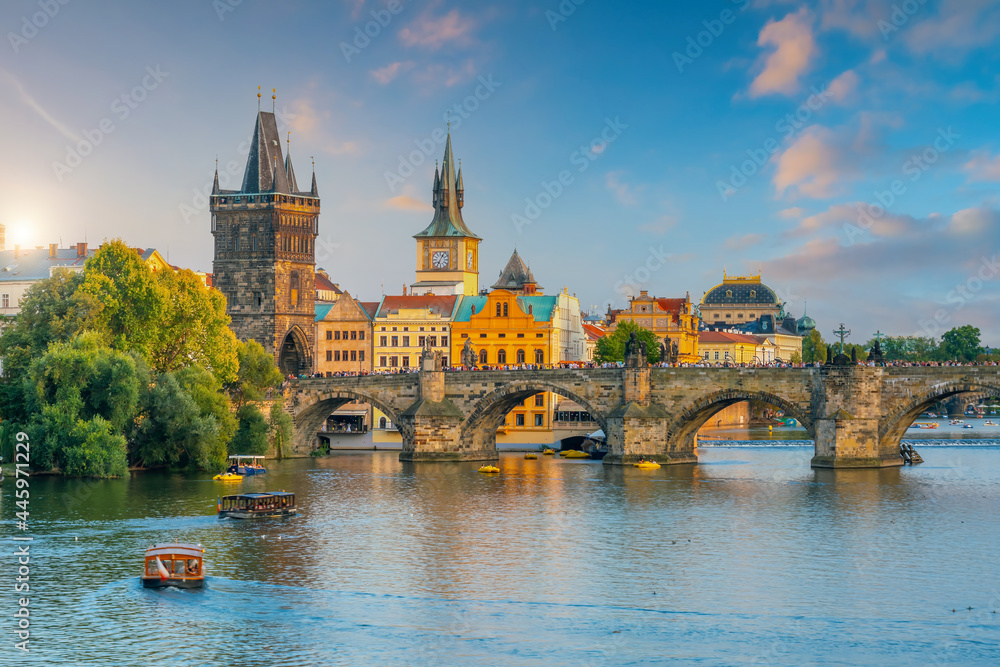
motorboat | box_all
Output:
[217,492,297,519]
[141,542,205,589]
[916,422,939,429]
[950,420,964,425]
[524,453,538,460]
[963,424,974,429]
[212,472,243,481]
[478,465,500,474]
[226,455,267,476]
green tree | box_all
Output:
[594,321,661,364]
[909,336,940,361]
[268,398,294,460]
[79,239,165,360]
[232,404,269,454]
[132,372,223,470]
[940,325,982,362]
[228,340,284,410]
[151,268,239,383]
[802,329,827,363]
[176,365,237,453]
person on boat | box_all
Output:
[187,559,199,575]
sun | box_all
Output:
[9,221,34,247]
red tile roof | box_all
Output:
[699,331,760,345]
[315,273,342,293]
[359,302,380,319]
[582,323,606,340]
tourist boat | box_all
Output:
[634,460,661,469]
[226,455,267,476]
[141,542,205,589]
[212,472,243,481]
[916,422,939,429]
[985,421,997,426]
[524,453,538,460]
[478,465,500,474]
[561,450,590,459]
[542,448,555,456]
[217,492,297,519]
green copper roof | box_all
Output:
[414,133,481,239]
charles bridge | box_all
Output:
[286,362,1000,468]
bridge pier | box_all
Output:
[811,366,903,469]
[398,369,497,462]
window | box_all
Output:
[379,416,387,429]
[725,314,732,319]
[442,356,447,366]
[429,336,437,347]
[480,333,487,338]
[419,327,425,332]
[335,331,341,340]
[402,336,410,347]
[441,336,448,346]
[479,349,488,364]
[326,331,332,340]
[326,351,332,362]
[442,326,447,331]
[534,414,544,427]
[402,356,410,368]
[334,351,341,361]
[403,327,409,332]
[726,290,733,297]
[497,350,507,364]
[351,331,357,340]
[714,352,719,360]
[517,333,524,338]
[750,290,756,298]
[704,352,710,359]
[503,303,508,317]
[392,327,397,332]
[535,395,544,407]
[342,331,348,340]
[381,327,386,331]
[498,333,505,338]
[359,331,365,340]
[535,350,544,364]
[536,333,543,338]
[380,356,387,367]
[431,327,436,331]
[516,349,526,364]
[350,351,357,362]
[418,336,426,347]
[290,272,299,307]
[516,414,525,426]
[380,336,387,347]
[496,302,502,317]
[391,336,398,347]
[254,292,262,309]
[461,333,469,339]
[390,356,399,367]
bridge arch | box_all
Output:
[879,380,1000,449]
[292,388,405,454]
[666,389,816,447]
[461,380,610,451]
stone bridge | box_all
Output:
[286,366,1000,468]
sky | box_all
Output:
[0,0,998,346]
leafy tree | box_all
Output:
[231,404,269,454]
[79,239,165,360]
[268,398,294,460]
[802,329,827,363]
[151,268,239,383]
[940,325,982,362]
[908,336,940,361]
[228,340,284,410]
[789,350,802,363]
[60,416,129,478]
[176,365,237,452]
[133,372,222,470]
[594,321,661,364]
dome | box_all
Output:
[796,314,816,332]
[702,279,778,306]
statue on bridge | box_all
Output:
[420,336,442,371]
[624,331,648,368]
[461,338,478,369]
[868,332,885,366]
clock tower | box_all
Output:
[411,132,481,296]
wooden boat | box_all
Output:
[226,455,267,476]
[217,492,297,519]
[524,453,538,460]
[213,472,243,481]
[478,465,500,474]
[141,542,205,589]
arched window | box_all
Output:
[290,272,300,307]
[497,349,507,364]
[378,416,387,429]
[535,350,544,364]
[496,302,502,317]
[516,349,525,364]
[251,235,257,251]
[503,303,508,317]
[479,349,488,365]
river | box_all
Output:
[4,444,1000,665]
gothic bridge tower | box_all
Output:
[211,108,320,375]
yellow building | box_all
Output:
[315,291,376,375]
[372,294,459,370]
[410,133,481,297]
[699,272,782,328]
[608,290,700,362]
[698,331,774,365]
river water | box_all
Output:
[4,444,1000,666]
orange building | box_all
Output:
[608,290,700,362]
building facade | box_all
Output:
[608,290,700,363]
[315,292,375,375]
[211,109,319,375]
[699,272,782,328]
[372,295,459,370]
[698,331,774,365]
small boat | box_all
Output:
[561,450,590,459]
[950,420,964,425]
[478,465,500,474]
[212,472,243,481]
[963,424,974,429]
[218,492,297,519]
[542,449,555,456]
[917,422,939,429]
[634,460,661,469]
[226,455,267,476]
[142,542,205,589]
[524,453,538,460]
[985,421,997,426]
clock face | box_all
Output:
[432,251,450,268]
[467,251,474,269]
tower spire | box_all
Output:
[272,88,276,113]
[212,156,220,195]
[257,85,261,111]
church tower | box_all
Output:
[211,108,320,375]
[411,132,481,296]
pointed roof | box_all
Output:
[240,111,290,194]
[212,168,220,195]
[285,151,299,193]
[491,249,541,291]
[414,133,480,239]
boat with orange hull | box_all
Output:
[141,542,205,589]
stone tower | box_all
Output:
[211,110,319,375]
[411,132,481,296]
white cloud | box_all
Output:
[749,8,817,98]
[964,151,1000,182]
[371,61,415,85]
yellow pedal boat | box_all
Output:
[542,448,555,455]
[524,453,538,460]
[561,450,591,459]
[213,472,243,481]
[634,460,661,469]
[478,465,500,474]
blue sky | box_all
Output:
[1,0,998,345]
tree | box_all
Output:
[268,398,294,460]
[231,404,269,454]
[151,268,239,383]
[132,372,223,471]
[79,239,165,360]
[594,321,661,364]
[228,340,284,410]
[802,329,827,363]
[940,325,982,362]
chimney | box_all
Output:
[49,243,58,258]
[14,244,20,258]
[640,290,649,298]
[77,242,87,258]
